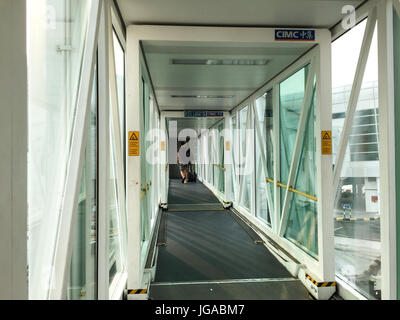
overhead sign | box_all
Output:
[321,130,332,155]
[184,111,224,118]
[128,131,140,156]
[275,29,315,41]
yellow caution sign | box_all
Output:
[321,130,332,155]
[161,141,166,151]
[226,141,231,151]
[128,131,139,156]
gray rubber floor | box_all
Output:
[152,179,308,299]
[155,209,292,282]
[168,179,220,204]
[150,280,309,300]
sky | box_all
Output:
[332,19,378,89]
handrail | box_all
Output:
[265,177,317,202]
[213,164,226,172]
[140,180,152,200]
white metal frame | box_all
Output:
[332,8,377,190]
[330,0,398,300]
[377,0,397,300]
[36,0,130,300]
[21,0,398,301]
[108,0,129,299]
[126,25,333,283]
[49,0,102,299]
[229,42,334,282]
[278,56,316,237]
[97,0,111,300]
[253,91,274,227]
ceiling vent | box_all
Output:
[171,58,269,66]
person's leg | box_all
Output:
[183,170,189,183]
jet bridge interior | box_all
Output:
[125,25,335,300]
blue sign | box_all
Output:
[184,111,206,117]
[184,111,224,118]
[275,29,315,41]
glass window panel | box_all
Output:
[109,113,124,283]
[279,66,308,214]
[239,106,252,211]
[216,123,225,193]
[333,24,381,300]
[68,64,98,300]
[208,132,213,184]
[284,88,318,258]
[231,115,238,201]
[255,91,273,225]
[109,59,128,284]
[332,20,367,164]
[113,31,125,149]
[140,79,150,263]
[27,0,92,299]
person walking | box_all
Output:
[177,136,191,184]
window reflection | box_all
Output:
[238,106,252,211]
[27,0,92,299]
[255,91,273,225]
[68,64,98,300]
[332,21,381,300]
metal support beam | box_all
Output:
[97,0,111,299]
[377,0,397,300]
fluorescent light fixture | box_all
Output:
[171,95,234,99]
[171,58,269,66]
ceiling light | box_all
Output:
[171,95,234,99]
[172,58,269,66]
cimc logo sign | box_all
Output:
[275,29,315,41]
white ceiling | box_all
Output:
[118,0,364,129]
[116,0,363,28]
[142,40,313,111]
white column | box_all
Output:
[0,0,28,300]
[377,0,397,300]
[316,31,335,281]
[98,0,111,299]
[126,26,143,289]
